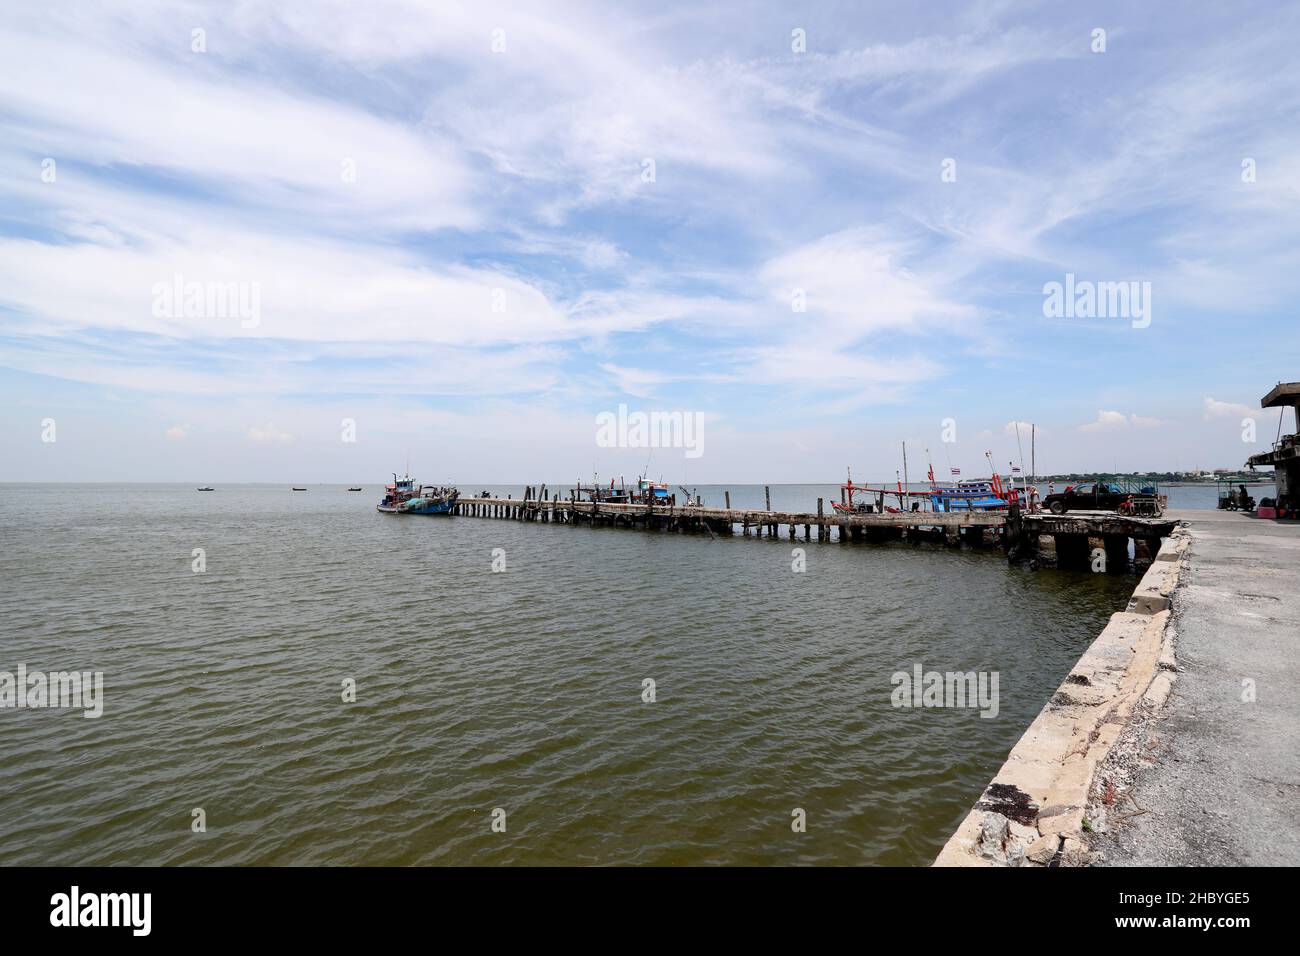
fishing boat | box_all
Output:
[576,476,633,504]
[927,476,1015,512]
[377,473,459,515]
[831,458,1029,516]
[197,486,214,491]
[574,474,674,505]
[927,451,1037,511]
[634,476,672,503]
[347,486,362,491]
[292,487,307,491]
[832,474,919,515]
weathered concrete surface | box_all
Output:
[934,521,1185,868]
[935,527,1190,866]
[1127,553,1182,614]
[1094,509,1300,866]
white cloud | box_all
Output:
[759,227,976,340]
[1203,397,1256,420]
[249,423,295,444]
[0,232,573,346]
[2,2,1298,483]
[164,424,188,441]
[742,344,941,388]
[0,23,478,231]
[599,364,671,399]
[1003,420,1039,436]
[1080,410,1164,432]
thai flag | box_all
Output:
[1012,465,1021,474]
[951,467,961,477]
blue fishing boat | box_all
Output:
[377,474,459,515]
[832,466,1020,515]
[635,477,672,502]
[928,479,1010,512]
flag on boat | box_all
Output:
[1011,466,1021,474]
[951,467,961,477]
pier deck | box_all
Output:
[1095,509,1300,865]
[452,495,1176,569]
[457,496,1002,528]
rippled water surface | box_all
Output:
[0,484,1140,865]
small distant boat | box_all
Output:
[292,487,307,491]
[377,473,458,515]
[347,486,362,492]
[197,486,214,492]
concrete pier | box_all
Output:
[1093,509,1300,865]
[936,507,1299,866]
[934,527,1189,867]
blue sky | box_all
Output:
[2,0,1297,483]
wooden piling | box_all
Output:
[443,491,1170,578]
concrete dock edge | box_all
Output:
[933,524,1191,867]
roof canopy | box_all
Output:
[1261,381,1300,408]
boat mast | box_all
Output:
[1014,421,1029,500]
[1031,423,1037,510]
[984,450,1001,496]
[901,441,909,507]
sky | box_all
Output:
[2,0,1298,484]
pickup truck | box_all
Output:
[1041,482,1127,514]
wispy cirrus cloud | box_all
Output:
[3,1,1299,481]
